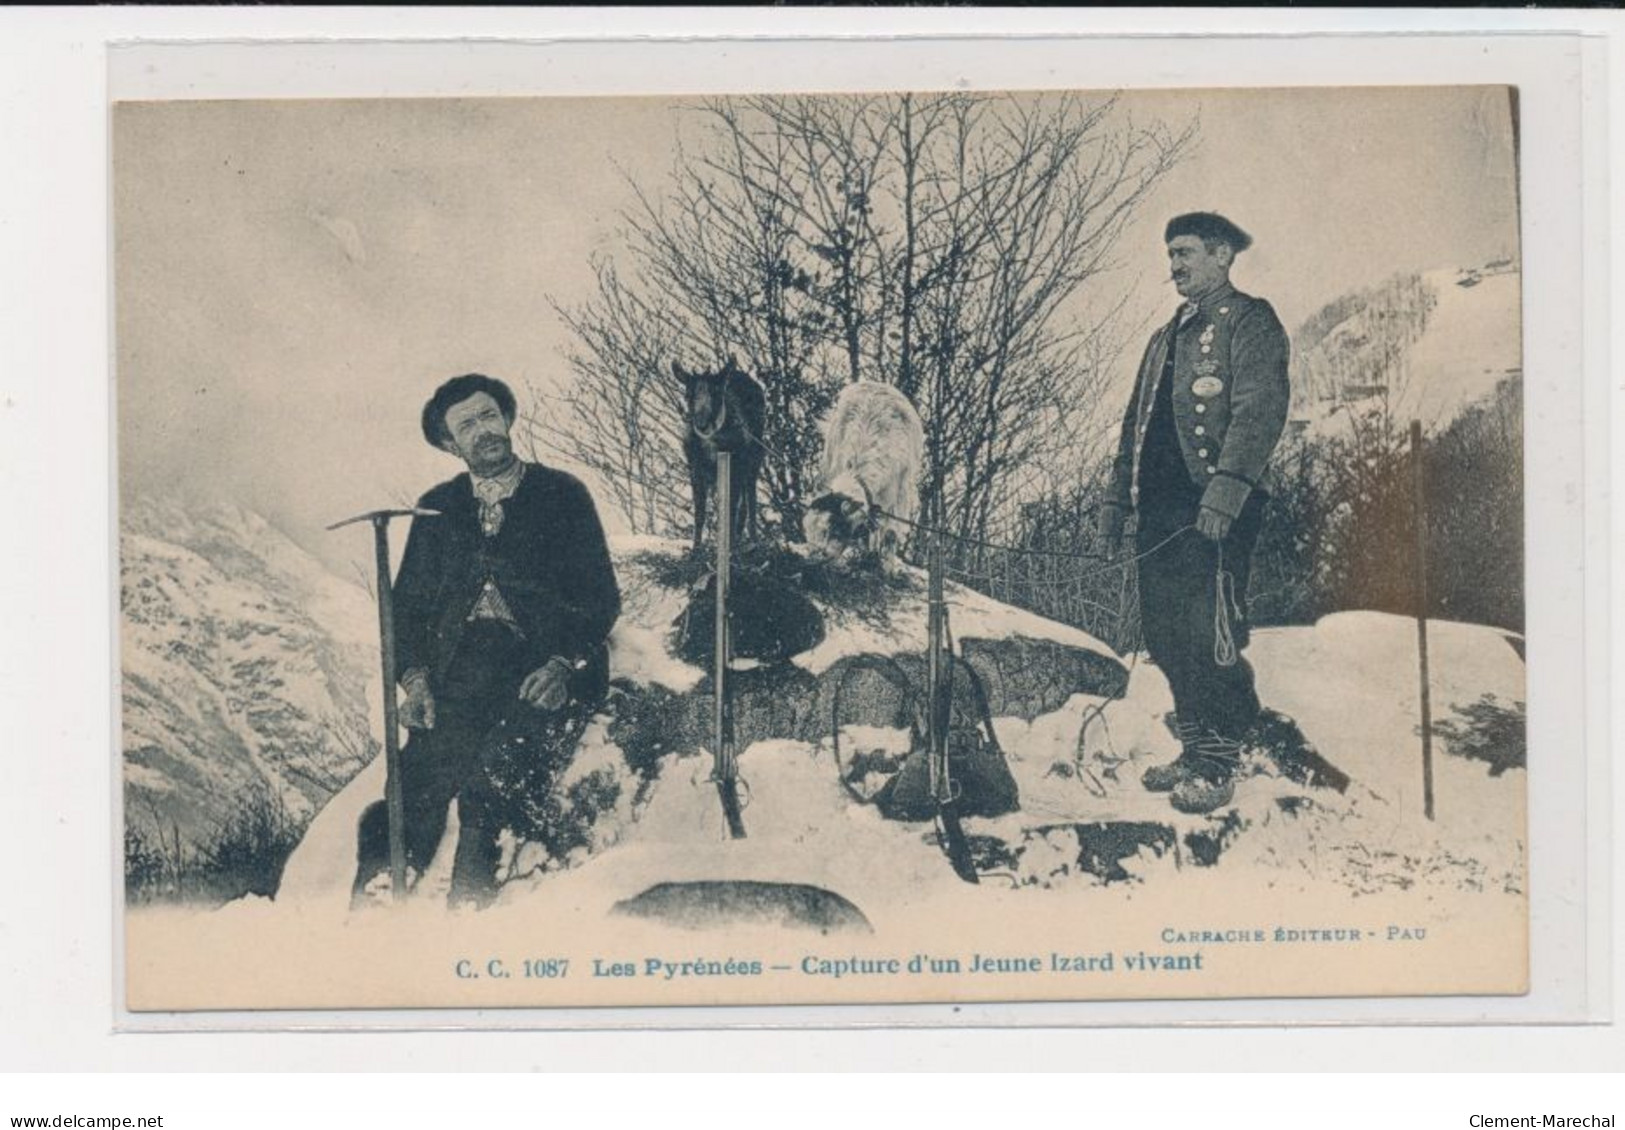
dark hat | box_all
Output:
[421,373,517,447]
[1164,212,1254,252]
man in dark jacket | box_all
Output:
[1098,213,1291,815]
[351,373,621,909]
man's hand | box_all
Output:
[400,674,436,731]
[1096,502,1129,557]
[519,658,573,712]
[1196,505,1234,542]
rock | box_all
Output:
[611,880,873,934]
[611,637,1124,760]
[960,636,1128,719]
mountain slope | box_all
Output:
[120,495,379,853]
[1291,260,1521,435]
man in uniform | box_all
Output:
[1098,213,1291,814]
[351,373,621,909]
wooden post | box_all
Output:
[371,515,409,898]
[713,451,746,838]
[1410,420,1436,821]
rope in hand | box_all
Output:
[1213,541,1243,668]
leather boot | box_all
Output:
[1141,718,1203,792]
[1169,730,1243,814]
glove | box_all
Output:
[400,670,436,731]
[1196,505,1234,542]
[1096,502,1129,557]
[519,657,574,712]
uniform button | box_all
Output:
[1198,448,1209,458]
[1206,466,1217,475]
[1195,404,1206,414]
[1201,345,1212,354]
[1218,306,1229,315]
[1195,425,1206,436]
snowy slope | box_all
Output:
[120,494,380,849]
[132,549,1529,1011]
[276,590,1524,926]
[514,610,1523,916]
[1394,268,1521,427]
[128,600,1526,1012]
[1292,262,1521,437]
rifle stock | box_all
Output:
[927,522,978,884]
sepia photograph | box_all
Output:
[114,83,1529,1012]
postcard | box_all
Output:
[116,84,1528,1013]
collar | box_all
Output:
[472,459,526,502]
[1180,281,1237,321]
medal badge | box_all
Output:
[1193,323,1222,394]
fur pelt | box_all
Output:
[806,381,925,573]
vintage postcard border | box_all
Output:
[102,27,1607,1032]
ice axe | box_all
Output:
[327,506,440,902]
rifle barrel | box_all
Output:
[713,451,745,839]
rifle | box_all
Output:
[712,450,747,839]
[926,521,978,884]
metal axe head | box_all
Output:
[326,507,441,532]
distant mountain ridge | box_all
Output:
[1290,259,1521,435]
[120,494,379,852]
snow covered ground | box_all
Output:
[126,516,1526,1009]
[254,608,1522,969]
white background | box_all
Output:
[0,4,1619,1113]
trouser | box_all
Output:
[1135,489,1268,741]
[351,621,580,910]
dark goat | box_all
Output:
[676,358,767,550]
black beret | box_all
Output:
[1164,212,1254,252]
[421,373,517,447]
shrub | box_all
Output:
[123,822,171,905]
[978,378,1523,644]
[194,787,306,903]
[124,786,309,908]
[1428,694,1526,777]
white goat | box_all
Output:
[806,381,925,573]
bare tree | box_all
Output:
[541,92,1194,543]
